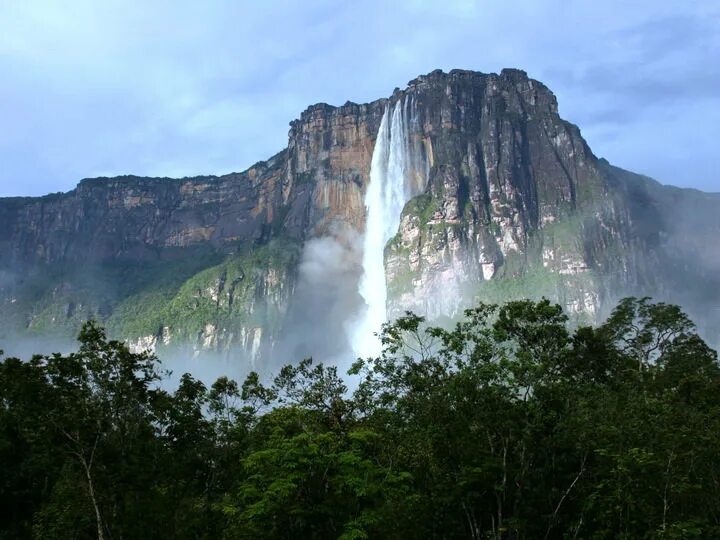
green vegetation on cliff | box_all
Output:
[108,239,300,343]
[0,249,223,339]
[0,240,301,350]
[2,297,719,538]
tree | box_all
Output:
[2,298,719,538]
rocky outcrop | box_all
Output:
[284,102,386,235]
[0,153,288,267]
[379,69,633,320]
[1,68,718,357]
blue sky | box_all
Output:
[1,0,718,196]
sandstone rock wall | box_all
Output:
[1,68,718,357]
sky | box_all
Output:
[1,0,718,197]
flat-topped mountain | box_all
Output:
[1,69,718,362]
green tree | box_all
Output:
[2,298,719,539]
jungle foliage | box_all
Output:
[1,297,719,539]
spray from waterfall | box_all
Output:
[351,97,420,358]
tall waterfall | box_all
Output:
[352,98,415,358]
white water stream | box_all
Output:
[351,98,416,358]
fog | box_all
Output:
[271,226,365,374]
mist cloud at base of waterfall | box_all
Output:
[270,226,365,375]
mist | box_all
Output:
[271,226,364,373]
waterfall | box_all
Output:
[352,98,415,358]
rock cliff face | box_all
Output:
[382,69,636,321]
[0,152,286,266]
[1,68,718,360]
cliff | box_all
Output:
[1,68,718,360]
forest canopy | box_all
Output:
[1,297,719,539]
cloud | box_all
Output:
[0,0,718,196]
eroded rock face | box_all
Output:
[380,72,719,339]
[285,102,387,235]
[370,69,616,320]
[0,154,288,266]
[1,68,718,358]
